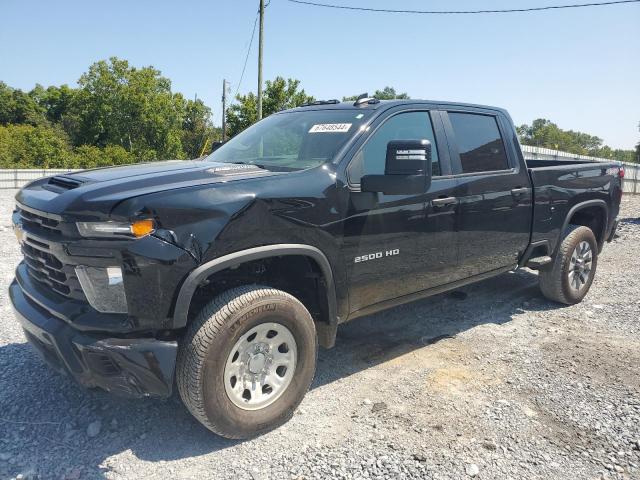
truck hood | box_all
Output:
[15,160,283,217]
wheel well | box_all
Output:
[187,255,334,345]
[568,205,606,245]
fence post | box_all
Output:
[14,170,18,189]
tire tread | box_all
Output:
[176,285,309,437]
[539,225,596,304]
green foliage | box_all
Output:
[343,86,410,102]
[226,77,313,137]
[3,61,636,169]
[29,84,76,125]
[518,119,637,163]
[0,124,71,168]
[0,124,137,169]
[70,57,186,159]
[0,82,47,126]
[181,98,221,158]
[67,144,136,168]
[0,57,219,168]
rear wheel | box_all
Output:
[539,225,598,304]
[176,285,317,439]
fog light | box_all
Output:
[75,266,127,313]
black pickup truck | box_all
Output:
[10,97,622,438]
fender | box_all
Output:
[172,244,338,346]
[557,199,608,254]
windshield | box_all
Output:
[207,109,372,171]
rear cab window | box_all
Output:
[447,112,510,174]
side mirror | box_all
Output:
[361,139,432,195]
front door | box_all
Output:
[342,109,459,314]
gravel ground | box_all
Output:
[1,189,639,480]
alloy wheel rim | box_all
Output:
[568,241,592,291]
[224,322,297,410]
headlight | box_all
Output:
[76,219,155,238]
[75,266,128,313]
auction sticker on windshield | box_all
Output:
[309,123,352,133]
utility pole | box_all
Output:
[257,0,265,121]
[221,79,228,141]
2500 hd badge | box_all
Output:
[355,249,400,263]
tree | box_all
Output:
[180,98,220,158]
[226,77,313,137]
[1,58,224,165]
[0,124,71,168]
[30,84,76,125]
[69,57,186,159]
[517,118,636,162]
[0,124,140,169]
[517,118,600,154]
[343,86,410,102]
[0,82,47,126]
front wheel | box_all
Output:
[176,285,317,439]
[539,225,598,305]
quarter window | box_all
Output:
[448,113,509,173]
[349,111,440,183]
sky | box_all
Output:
[1,0,639,149]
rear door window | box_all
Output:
[448,113,509,174]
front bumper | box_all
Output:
[9,276,178,399]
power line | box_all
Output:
[286,0,640,14]
[234,1,271,100]
[234,12,259,99]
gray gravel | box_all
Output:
[1,189,639,480]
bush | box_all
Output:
[0,124,72,168]
[0,124,141,169]
[68,144,136,169]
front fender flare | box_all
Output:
[172,244,338,344]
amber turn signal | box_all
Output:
[131,219,155,237]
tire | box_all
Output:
[176,285,317,439]
[539,225,598,305]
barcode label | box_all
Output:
[309,123,352,133]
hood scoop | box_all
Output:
[43,175,86,193]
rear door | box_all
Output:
[342,108,460,313]
[442,109,532,278]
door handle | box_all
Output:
[431,196,457,207]
[511,187,529,196]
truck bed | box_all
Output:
[526,159,621,257]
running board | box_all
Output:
[526,256,552,269]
